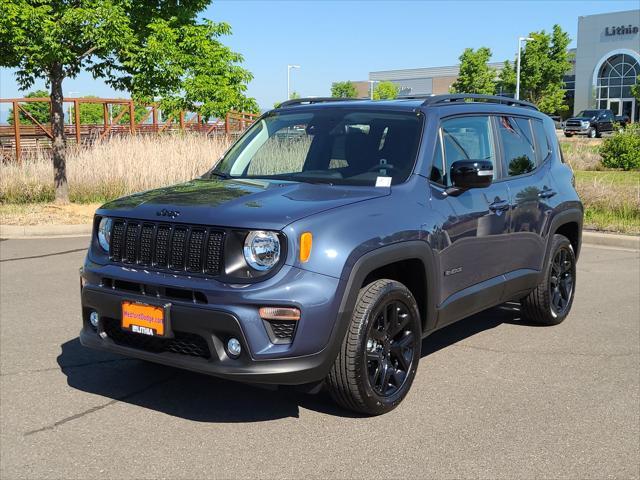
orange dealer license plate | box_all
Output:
[121,301,170,337]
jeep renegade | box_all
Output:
[80,94,583,415]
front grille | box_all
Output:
[103,318,211,359]
[109,219,224,276]
[566,120,582,127]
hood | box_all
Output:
[97,178,390,230]
[568,116,595,122]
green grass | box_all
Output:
[574,170,639,234]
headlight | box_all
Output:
[97,217,113,252]
[581,121,590,127]
[243,231,280,271]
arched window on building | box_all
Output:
[595,53,639,122]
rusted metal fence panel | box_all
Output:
[0,97,258,161]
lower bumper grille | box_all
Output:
[103,318,211,359]
[264,319,298,344]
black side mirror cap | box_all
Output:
[450,160,493,190]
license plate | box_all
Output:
[121,301,167,337]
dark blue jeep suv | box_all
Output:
[80,94,583,415]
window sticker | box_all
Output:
[375,176,392,187]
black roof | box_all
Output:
[275,94,539,113]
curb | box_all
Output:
[1,224,638,250]
[582,231,639,250]
[0,224,92,238]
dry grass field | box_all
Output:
[0,133,638,233]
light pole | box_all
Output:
[67,91,80,124]
[368,80,378,100]
[515,36,534,100]
[287,65,300,99]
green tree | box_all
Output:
[450,47,496,95]
[331,81,357,98]
[0,0,256,202]
[289,91,301,100]
[631,75,640,102]
[505,25,572,114]
[7,90,50,125]
[496,61,516,96]
[373,81,399,100]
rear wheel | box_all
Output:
[326,279,421,415]
[521,234,576,325]
[564,132,573,137]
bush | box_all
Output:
[599,123,640,170]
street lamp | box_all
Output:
[287,65,300,100]
[368,80,378,100]
[515,36,534,100]
[67,91,80,125]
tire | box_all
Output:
[326,279,421,415]
[589,128,597,139]
[564,132,573,137]
[521,234,576,326]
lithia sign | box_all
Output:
[604,24,639,36]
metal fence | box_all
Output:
[0,97,259,161]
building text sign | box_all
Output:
[604,25,639,37]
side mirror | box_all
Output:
[450,160,493,189]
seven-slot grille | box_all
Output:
[109,219,224,275]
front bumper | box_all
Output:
[564,126,591,135]
[80,260,349,385]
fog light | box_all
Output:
[89,311,99,328]
[227,338,242,358]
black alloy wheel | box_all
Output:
[549,246,575,317]
[365,300,415,397]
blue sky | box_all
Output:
[0,0,638,118]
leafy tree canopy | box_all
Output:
[331,81,358,98]
[450,47,496,95]
[373,81,399,100]
[497,25,573,114]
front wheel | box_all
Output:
[564,132,573,137]
[521,234,576,325]
[589,128,597,139]
[326,279,421,415]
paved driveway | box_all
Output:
[1,237,638,479]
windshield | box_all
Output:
[577,110,599,118]
[212,109,423,186]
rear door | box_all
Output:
[496,115,554,296]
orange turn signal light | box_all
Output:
[300,232,313,263]
[259,307,301,321]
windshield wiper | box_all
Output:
[207,170,232,180]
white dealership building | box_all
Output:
[573,9,639,121]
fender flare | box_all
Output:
[542,208,583,272]
[336,240,439,337]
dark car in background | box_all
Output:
[80,94,583,415]
[564,108,627,138]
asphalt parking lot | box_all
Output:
[0,236,638,479]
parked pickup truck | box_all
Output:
[564,109,627,138]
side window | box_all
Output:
[497,116,535,177]
[531,119,550,165]
[441,116,496,186]
[604,111,614,121]
[429,132,445,185]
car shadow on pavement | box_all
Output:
[58,303,529,421]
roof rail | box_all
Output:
[277,97,365,108]
[422,94,538,111]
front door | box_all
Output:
[430,114,511,325]
[621,98,635,122]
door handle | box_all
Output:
[538,187,557,199]
[489,199,509,213]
